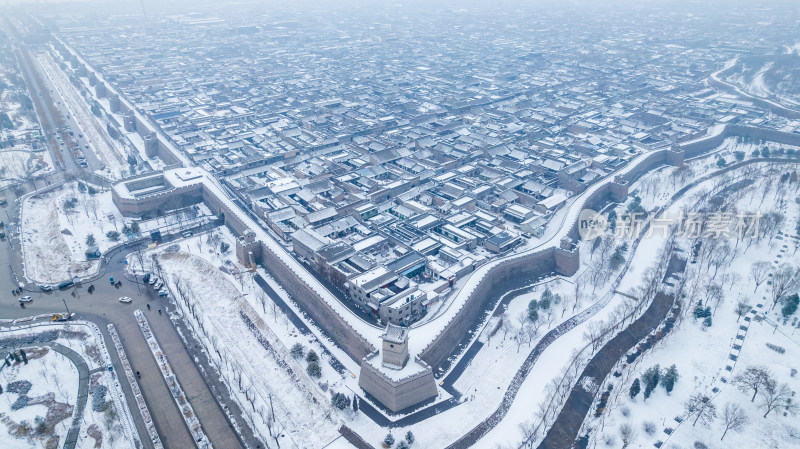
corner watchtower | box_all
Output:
[381,324,409,368]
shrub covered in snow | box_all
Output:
[6,380,32,395]
[11,395,29,410]
[306,361,321,378]
[330,392,350,410]
[0,331,59,348]
[91,384,108,412]
[765,343,786,354]
[290,343,304,359]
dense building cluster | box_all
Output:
[53,2,800,324]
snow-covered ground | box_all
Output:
[127,228,341,448]
[0,72,41,145]
[0,342,78,448]
[0,145,54,189]
[115,141,800,448]
[20,181,125,283]
[580,161,800,449]
[0,322,138,449]
[0,149,32,186]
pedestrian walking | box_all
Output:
[158,309,161,315]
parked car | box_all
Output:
[149,277,158,286]
[158,289,169,297]
[58,280,74,289]
[118,296,132,303]
[153,281,163,290]
[38,284,52,292]
[181,230,193,238]
[143,273,151,283]
[18,296,33,303]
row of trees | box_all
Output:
[629,364,679,400]
[751,261,800,311]
[672,365,798,443]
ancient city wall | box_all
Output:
[358,355,438,413]
[256,240,376,362]
[113,183,203,217]
[200,187,253,237]
[728,124,800,148]
[418,247,562,371]
[679,124,800,159]
[418,147,684,374]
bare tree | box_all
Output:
[708,241,732,279]
[720,402,748,441]
[684,394,717,427]
[759,211,785,244]
[704,283,724,312]
[500,312,513,340]
[734,301,752,322]
[514,313,532,353]
[732,365,775,402]
[519,420,536,443]
[583,320,606,352]
[619,423,636,448]
[597,235,615,262]
[760,382,796,418]
[750,261,771,292]
[769,264,800,310]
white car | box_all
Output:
[18,296,33,303]
[118,296,132,303]
[153,281,163,290]
[158,289,169,297]
[149,277,158,286]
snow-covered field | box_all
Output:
[0,322,138,449]
[0,73,41,145]
[580,161,800,449]
[0,343,78,448]
[20,181,125,283]
[0,145,54,189]
[0,150,31,184]
[128,228,341,448]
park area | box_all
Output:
[0,320,137,449]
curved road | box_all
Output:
[0,337,90,449]
[0,204,251,448]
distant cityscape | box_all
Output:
[1,1,800,449]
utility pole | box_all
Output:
[62,298,70,316]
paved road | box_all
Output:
[0,217,249,448]
[3,31,257,448]
[14,43,77,174]
[50,342,90,449]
